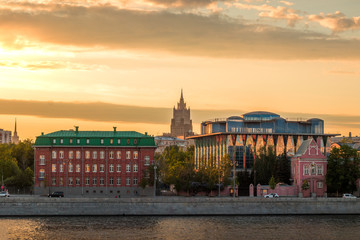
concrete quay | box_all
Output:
[0,197,359,216]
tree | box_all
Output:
[302,180,309,190]
[276,153,291,184]
[269,176,276,189]
[253,146,277,185]
[326,145,360,196]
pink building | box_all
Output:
[291,138,327,197]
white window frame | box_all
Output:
[76,164,81,173]
[100,151,105,159]
[133,151,138,159]
[126,177,131,185]
[68,163,73,173]
[85,164,90,173]
[100,177,104,185]
[100,164,104,173]
[117,151,121,159]
[85,151,90,159]
[85,177,90,185]
[116,164,121,172]
[76,151,81,159]
[126,151,131,159]
[93,151,97,159]
[144,156,150,166]
[52,151,57,159]
[109,151,114,159]
[109,164,114,173]
[116,178,121,185]
[40,155,45,165]
[133,177,138,185]
[69,151,74,159]
[133,164,138,173]
[126,164,131,172]
[52,164,56,173]
[92,164,97,173]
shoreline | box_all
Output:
[1,197,359,216]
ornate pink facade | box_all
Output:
[291,138,327,197]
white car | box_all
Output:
[264,193,279,198]
[0,191,10,197]
[343,193,357,199]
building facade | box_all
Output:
[169,89,194,138]
[34,127,156,197]
[0,129,12,144]
[155,136,189,154]
[189,111,337,172]
[291,139,327,197]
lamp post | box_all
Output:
[154,165,157,198]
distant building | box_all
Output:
[34,127,156,197]
[291,139,327,197]
[11,119,20,144]
[169,89,194,138]
[155,136,189,154]
[0,129,12,144]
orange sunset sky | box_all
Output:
[0,0,359,140]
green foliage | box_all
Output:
[276,153,291,184]
[302,180,309,190]
[139,177,148,189]
[269,176,276,189]
[326,145,360,196]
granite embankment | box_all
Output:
[0,197,359,216]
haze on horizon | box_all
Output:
[0,0,359,140]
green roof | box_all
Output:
[34,130,156,147]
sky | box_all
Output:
[0,0,360,140]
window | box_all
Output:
[109,177,114,185]
[40,155,45,165]
[117,139,121,144]
[60,164,64,173]
[133,164,138,173]
[86,138,90,144]
[126,177,131,185]
[85,177,90,185]
[317,181,323,189]
[52,178,56,185]
[68,177,73,185]
[68,163,73,173]
[303,165,309,175]
[52,164,56,172]
[92,164,97,172]
[59,151,64,159]
[93,178,97,185]
[116,164,121,172]
[59,177,63,185]
[311,164,316,175]
[126,164,131,172]
[76,164,81,173]
[100,164,104,172]
[69,151,74,159]
[76,151,81,159]
[144,156,150,166]
[85,164,90,172]
[100,151,105,159]
[100,177,104,185]
[77,139,80,144]
[93,151,97,159]
[76,178,80,185]
[126,151,131,159]
[85,151,90,159]
[109,164,114,172]
[101,138,104,144]
[117,151,121,159]
[60,139,63,144]
[110,139,113,144]
[133,178,138,185]
[116,178,121,185]
[69,139,73,144]
[317,165,323,175]
[133,151,138,159]
[53,139,56,144]
[52,151,57,159]
[109,151,114,159]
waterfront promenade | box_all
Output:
[0,197,359,216]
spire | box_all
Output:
[14,118,17,134]
[181,88,183,100]
[12,118,19,144]
[178,89,186,110]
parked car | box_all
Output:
[343,193,357,199]
[264,193,279,198]
[0,191,10,197]
[48,192,64,198]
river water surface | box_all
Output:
[1,215,360,240]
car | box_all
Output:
[343,193,357,199]
[0,191,10,197]
[48,192,64,198]
[264,193,279,198]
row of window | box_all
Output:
[51,177,138,186]
[45,151,147,161]
[303,164,323,176]
[51,163,139,173]
[53,138,137,145]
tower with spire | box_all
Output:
[12,118,20,144]
[170,89,194,138]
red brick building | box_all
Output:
[34,127,156,197]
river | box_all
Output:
[1,215,359,239]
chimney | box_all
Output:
[75,126,79,133]
[349,132,352,138]
[113,127,117,133]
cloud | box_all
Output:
[308,11,360,32]
[1,4,360,60]
[143,0,228,8]
[234,3,303,26]
[279,1,293,6]
[0,60,106,71]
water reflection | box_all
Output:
[1,215,360,240]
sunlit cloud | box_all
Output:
[0,60,107,71]
[308,11,360,33]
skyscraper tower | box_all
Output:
[170,89,194,138]
[12,118,19,144]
